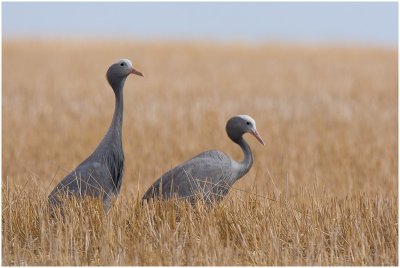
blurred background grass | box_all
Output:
[2,40,397,199]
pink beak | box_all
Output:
[251,129,265,145]
[131,67,143,77]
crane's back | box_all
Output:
[142,150,235,204]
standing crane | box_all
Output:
[48,59,143,212]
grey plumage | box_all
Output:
[48,59,143,212]
[142,115,264,205]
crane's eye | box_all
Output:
[120,62,125,66]
[246,122,250,125]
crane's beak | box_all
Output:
[251,129,265,145]
[131,67,144,77]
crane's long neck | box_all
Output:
[235,136,253,179]
[110,88,123,142]
[93,79,125,158]
[107,80,125,145]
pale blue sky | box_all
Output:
[2,2,398,46]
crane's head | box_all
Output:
[226,115,265,145]
[106,59,143,89]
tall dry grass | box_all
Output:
[2,40,398,265]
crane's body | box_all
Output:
[142,115,264,206]
[143,150,234,204]
[48,59,142,212]
[48,130,124,211]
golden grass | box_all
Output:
[2,40,398,265]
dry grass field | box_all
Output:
[2,40,398,265]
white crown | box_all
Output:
[237,115,256,127]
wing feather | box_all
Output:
[142,150,233,204]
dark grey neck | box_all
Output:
[92,79,126,158]
[234,136,254,179]
[107,87,123,144]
